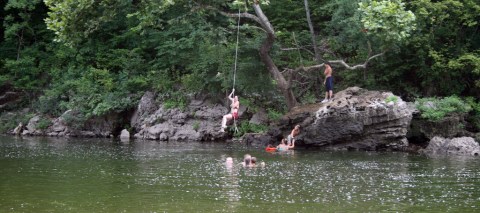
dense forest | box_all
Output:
[0,0,479,133]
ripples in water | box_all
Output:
[0,136,479,212]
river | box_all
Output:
[0,136,479,212]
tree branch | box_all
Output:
[287,51,386,73]
[193,4,264,27]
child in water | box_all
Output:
[277,138,295,151]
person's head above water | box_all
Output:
[243,154,251,166]
[251,157,257,165]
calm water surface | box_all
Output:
[0,136,479,212]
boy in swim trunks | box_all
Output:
[322,62,333,103]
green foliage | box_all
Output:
[233,122,269,138]
[415,96,471,121]
[44,0,132,46]
[0,112,34,133]
[465,97,480,131]
[267,108,283,121]
[62,112,87,130]
[385,95,398,103]
[0,0,479,133]
[358,0,416,44]
[36,117,52,130]
[163,94,187,111]
[300,91,318,104]
[192,121,200,132]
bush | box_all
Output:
[37,117,52,130]
[415,96,471,121]
[233,121,268,138]
[0,112,34,133]
[385,95,398,103]
[465,97,480,131]
[267,108,283,121]
[192,120,200,131]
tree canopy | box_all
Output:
[0,0,478,119]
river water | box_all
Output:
[0,136,479,212]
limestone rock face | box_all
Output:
[281,87,412,150]
[422,137,480,156]
[133,93,229,141]
[249,109,268,125]
[130,91,157,130]
[409,113,468,140]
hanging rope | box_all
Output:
[232,8,241,93]
[232,8,241,134]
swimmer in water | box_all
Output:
[277,138,295,151]
[225,157,233,168]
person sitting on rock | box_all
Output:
[220,89,239,132]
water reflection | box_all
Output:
[218,155,240,212]
[0,136,479,212]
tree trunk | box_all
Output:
[304,0,321,62]
[252,3,298,109]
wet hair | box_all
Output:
[244,158,251,166]
[251,157,257,164]
[324,62,331,66]
[243,154,251,166]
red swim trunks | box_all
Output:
[232,112,239,119]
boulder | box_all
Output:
[243,133,274,147]
[409,113,467,140]
[279,87,412,151]
[13,122,23,135]
[120,129,130,140]
[131,91,157,130]
[249,108,268,125]
[132,92,229,141]
[421,137,480,156]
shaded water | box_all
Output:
[0,136,479,212]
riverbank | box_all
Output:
[3,87,480,156]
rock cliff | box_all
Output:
[276,87,413,151]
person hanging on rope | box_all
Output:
[322,62,334,103]
[220,89,240,132]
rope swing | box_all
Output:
[232,8,241,133]
[232,8,240,93]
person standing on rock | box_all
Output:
[220,89,239,132]
[322,62,333,103]
[287,125,300,146]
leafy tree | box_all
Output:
[1,0,53,95]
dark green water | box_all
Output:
[0,136,479,212]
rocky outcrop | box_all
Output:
[22,115,44,135]
[421,137,480,156]
[21,110,126,138]
[133,93,232,141]
[409,113,468,140]
[276,87,412,151]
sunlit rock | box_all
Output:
[422,136,480,156]
[120,129,130,141]
[132,92,230,141]
[279,87,412,151]
[13,122,23,135]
